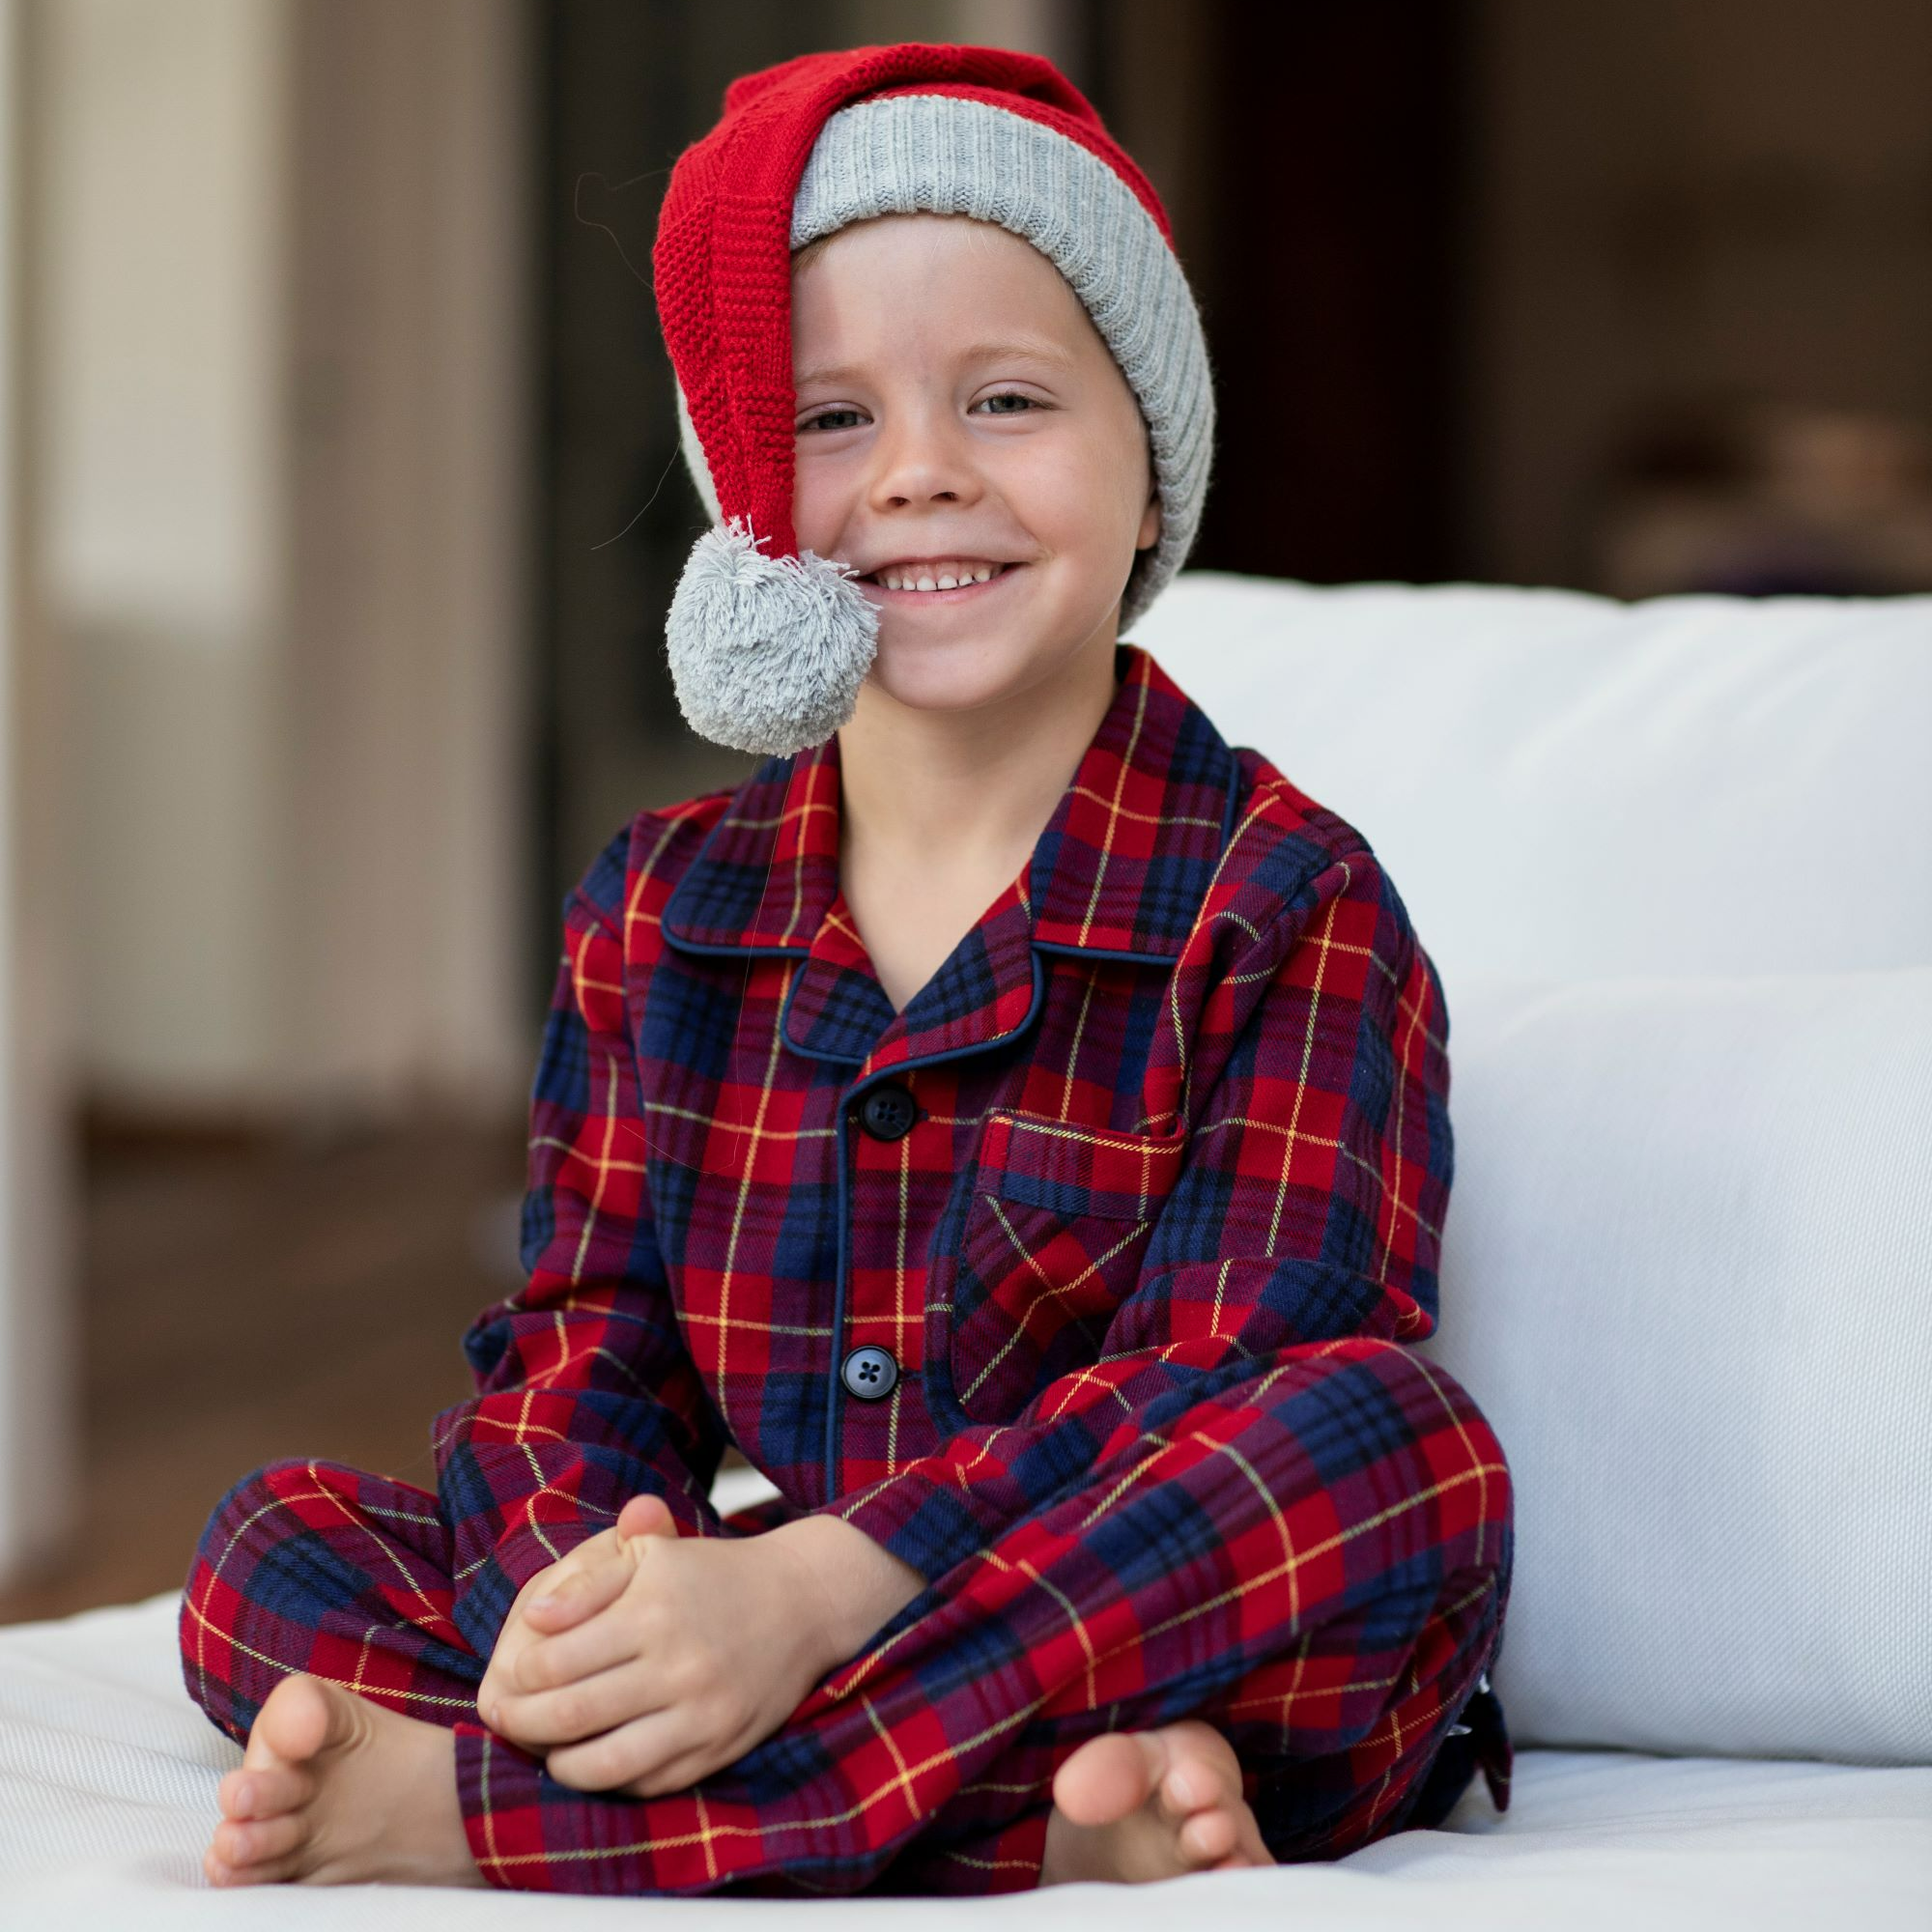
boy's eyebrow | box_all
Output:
[794,337,1078,389]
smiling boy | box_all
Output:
[181,43,1514,1896]
[794,211,1164,1019]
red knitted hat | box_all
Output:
[653,42,1214,755]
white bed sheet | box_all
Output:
[2,1591,1927,1929]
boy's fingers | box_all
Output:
[616,1492,678,1544]
[479,1587,558,1713]
[493,1659,665,1748]
[477,1536,635,1719]
[510,1605,645,1696]
[543,1701,694,1792]
[517,1526,618,1609]
[526,1548,633,1632]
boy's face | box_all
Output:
[790,213,1161,715]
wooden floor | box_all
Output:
[0,1111,745,1627]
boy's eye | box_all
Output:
[796,392,1042,435]
[799,408,866,434]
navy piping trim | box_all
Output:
[664,933,809,960]
[659,779,814,960]
[1031,939,1175,966]
[825,1101,852,1496]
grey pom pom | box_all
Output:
[665,520,880,756]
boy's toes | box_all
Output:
[1159,1752,1224,1813]
[205,1827,304,1889]
[1153,1753,1211,1824]
[207,1847,300,1889]
[242,1674,337,1773]
[1177,1803,1238,1864]
[1043,1720,1276,1887]
[218,1762,314,1820]
[212,1811,305,1872]
[1051,1731,1153,1826]
[1148,1720,1275,1870]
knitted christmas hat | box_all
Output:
[653,42,1215,756]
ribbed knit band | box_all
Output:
[675,92,1215,636]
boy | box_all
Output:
[181,43,1513,1894]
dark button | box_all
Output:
[858,1083,917,1141]
[840,1345,899,1401]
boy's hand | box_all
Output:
[478,1526,633,1741]
[476,1493,845,1797]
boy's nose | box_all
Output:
[870,459,979,508]
[867,416,983,511]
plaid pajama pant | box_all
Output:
[180,1332,1512,1896]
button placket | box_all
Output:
[835,1076,923,1431]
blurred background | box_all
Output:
[0,0,1927,1619]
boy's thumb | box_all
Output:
[616,1492,678,1546]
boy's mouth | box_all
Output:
[858,558,1023,597]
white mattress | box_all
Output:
[2,1593,1927,1927]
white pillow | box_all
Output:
[1414,968,1932,1764]
[1134,576,1932,985]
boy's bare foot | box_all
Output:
[205,1673,487,1889]
[1039,1717,1276,1886]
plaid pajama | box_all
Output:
[182,640,1515,1893]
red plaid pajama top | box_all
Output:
[192,637,1515,1893]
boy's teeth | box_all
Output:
[879,562,1002,591]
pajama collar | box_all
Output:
[661,641,1244,1074]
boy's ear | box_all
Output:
[1136,488,1163,554]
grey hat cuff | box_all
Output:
[677,92,1215,636]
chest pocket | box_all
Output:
[941,1112,1187,1426]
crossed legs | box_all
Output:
[181,1337,1511,1895]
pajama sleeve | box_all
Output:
[813,842,1450,1590]
[432,832,731,1657]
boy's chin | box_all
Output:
[860,650,1008,718]
[862,627,1110,719]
